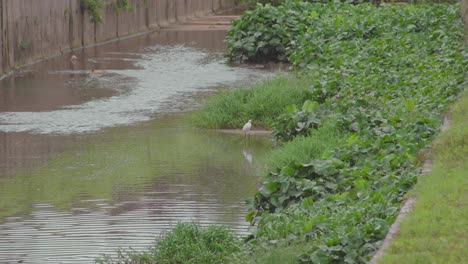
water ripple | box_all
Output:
[0,184,252,263]
[0,46,266,134]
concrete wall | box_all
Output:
[0,0,238,77]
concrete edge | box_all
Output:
[210,129,272,136]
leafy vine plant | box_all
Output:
[116,0,132,11]
[80,0,105,23]
[80,0,132,24]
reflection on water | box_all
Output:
[0,117,271,262]
[242,148,253,165]
[0,28,274,262]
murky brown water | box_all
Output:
[0,27,273,262]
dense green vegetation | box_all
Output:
[378,90,467,264]
[101,1,466,263]
[241,0,458,8]
[217,1,466,263]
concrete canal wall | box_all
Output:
[0,0,239,77]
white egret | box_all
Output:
[242,119,252,136]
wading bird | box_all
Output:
[242,119,252,137]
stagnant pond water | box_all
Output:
[0,28,274,262]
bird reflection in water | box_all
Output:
[242,148,253,165]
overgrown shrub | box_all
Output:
[272,100,322,142]
[226,1,313,62]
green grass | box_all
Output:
[96,223,242,264]
[191,74,312,129]
[155,223,242,264]
[378,90,468,264]
[262,119,347,170]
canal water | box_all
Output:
[0,28,273,262]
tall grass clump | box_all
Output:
[192,75,312,129]
[155,223,242,264]
[263,119,347,170]
[96,223,242,264]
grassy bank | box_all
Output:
[378,90,467,264]
[211,1,466,263]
